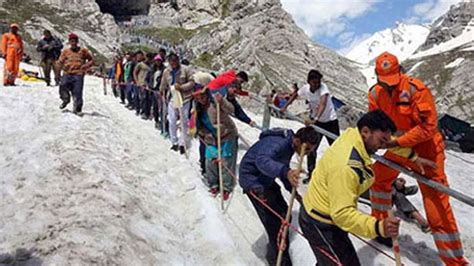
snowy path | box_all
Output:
[0,61,473,265]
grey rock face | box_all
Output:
[418,1,473,51]
[146,0,367,116]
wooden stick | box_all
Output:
[216,100,224,210]
[276,143,306,266]
[388,210,402,266]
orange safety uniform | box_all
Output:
[369,52,467,265]
[1,31,23,85]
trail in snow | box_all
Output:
[1,60,473,265]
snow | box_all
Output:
[1,59,473,265]
[345,23,430,65]
[407,61,424,74]
[444,57,465,68]
[410,22,474,59]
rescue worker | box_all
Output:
[57,33,94,115]
[1,23,23,86]
[299,110,401,265]
[368,51,468,265]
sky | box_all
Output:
[280,0,463,54]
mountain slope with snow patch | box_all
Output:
[345,23,430,65]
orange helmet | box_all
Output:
[375,52,401,86]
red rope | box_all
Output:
[199,138,396,264]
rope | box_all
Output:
[112,92,399,264]
[203,139,396,264]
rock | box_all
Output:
[417,1,474,52]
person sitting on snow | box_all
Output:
[392,177,430,233]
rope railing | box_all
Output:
[248,94,474,208]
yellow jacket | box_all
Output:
[303,128,385,239]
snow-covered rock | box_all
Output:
[346,23,430,65]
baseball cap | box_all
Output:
[375,52,401,86]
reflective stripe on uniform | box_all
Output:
[370,190,392,200]
[370,87,378,102]
[371,202,392,211]
[433,232,461,242]
[438,248,464,258]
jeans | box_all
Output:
[59,74,84,112]
[307,120,340,178]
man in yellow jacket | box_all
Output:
[298,110,401,265]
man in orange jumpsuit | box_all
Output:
[368,51,468,265]
[1,23,23,86]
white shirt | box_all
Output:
[297,83,338,122]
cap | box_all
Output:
[375,52,401,86]
[68,33,79,40]
[10,23,19,29]
[192,85,207,97]
[153,54,162,61]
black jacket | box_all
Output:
[36,36,63,61]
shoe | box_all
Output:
[223,191,231,201]
[120,101,125,104]
[170,144,179,151]
[59,101,69,109]
[302,177,311,184]
[135,111,140,116]
[209,187,219,197]
[141,114,148,120]
[73,110,84,117]
[375,236,393,248]
[179,145,186,155]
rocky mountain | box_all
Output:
[346,23,430,65]
[141,0,368,122]
[0,0,121,63]
[404,1,474,123]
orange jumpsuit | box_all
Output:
[369,74,467,265]
[1,32,23,85]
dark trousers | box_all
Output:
[112,82,119,97]
[307,119,340,178]
[199,139,206,174]
[119,84,126,103]
[247,182,292,266]
[132,85,140,113]
[139,89,151,117]
[125,82,134,105]
[151,91,160,123]
[40,58,60,85]
[59,74,84,112]
[299,206,360,266]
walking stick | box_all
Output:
[276,143,306,266]
[388,210,402,266]
[103,77,107,95]
[216,99,225,210]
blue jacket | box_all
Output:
[239,129,294,192]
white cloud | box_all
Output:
[281,0,381,38]
[406,0,463,23]
[337,32,372,55]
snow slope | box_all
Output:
[1,60,473,265]
[346,23,430,65]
